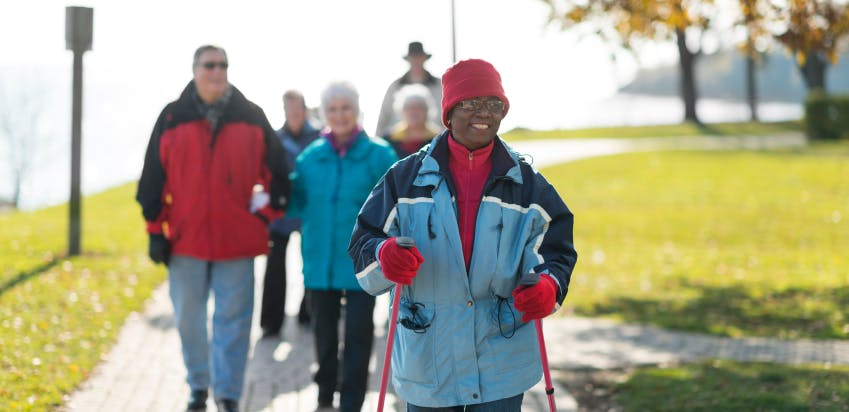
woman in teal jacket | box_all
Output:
[288,81,398,412]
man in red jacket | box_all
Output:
[136,45,289,412]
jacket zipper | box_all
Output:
[206,122,216,257]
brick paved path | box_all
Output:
[543,317,849,370]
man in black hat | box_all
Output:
[375,41,443,138]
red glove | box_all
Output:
[378,237,424,285]
[512,275,558,322]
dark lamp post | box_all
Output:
[65,6,92,256]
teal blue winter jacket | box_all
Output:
[349,131,577,407]
[289,130,398,290]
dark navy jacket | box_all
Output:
[269,121,320,236]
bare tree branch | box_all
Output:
[0,73,50,208]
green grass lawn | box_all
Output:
[503,120,804,141]
[545,144,849,339]
[616,361,849,411]
[0,206,66,288]
[0,184,165,411]
[543,140,849,411]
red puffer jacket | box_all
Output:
[136,81,289,260]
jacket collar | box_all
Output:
[399,69,439,86]
[415,130,523,187]
[173,81,250,121]
[313,129,372,160]
[281,120,319,139]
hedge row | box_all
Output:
[805,92,849,140]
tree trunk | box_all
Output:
[746,54,759,122]
[799,51,827,92]
[676,28,700,124]
[12,169,21,209]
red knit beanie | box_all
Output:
[441,58,510,128]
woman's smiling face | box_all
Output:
[324,96,358,141]
[447,96,505,150]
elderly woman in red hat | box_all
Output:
[350,59,578,410]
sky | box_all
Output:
[1,0,659,129]
[3,0,798,209]
[1,0,670,208]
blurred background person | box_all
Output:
[287,81,398,412]
[374,41,442,137]
[260,89,321,339]
[382,84,442,158]
[136,45,289,412]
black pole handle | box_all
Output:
[519,271,541,286]
[396,236,416,249]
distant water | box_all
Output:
[0,93,802,211]
[510,93,802,131]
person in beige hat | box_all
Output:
[374,41,443,137]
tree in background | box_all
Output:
[732,0,849,119]
[737,0,771,121]
[770,0,849,92]
[0,79,51,209]
[541,0,719,124]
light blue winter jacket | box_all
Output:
[348,132,577,407]
[288,130,397,290]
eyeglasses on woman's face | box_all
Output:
[200,61,229,70]
[455,97,505,114]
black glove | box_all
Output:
[148,234,171,265]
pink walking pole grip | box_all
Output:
[535,319,556,412]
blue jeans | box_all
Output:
[406,394,524,412]
[168,255,254,401]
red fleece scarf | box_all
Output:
[447,135,494,271]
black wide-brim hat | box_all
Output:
[404,41,432,60]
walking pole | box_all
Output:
[535,319,556,412]
[377,237,416,412]
[520,272,556,412]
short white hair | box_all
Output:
[393,84,435,117]
[320,81,360,121]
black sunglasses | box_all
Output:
[200,61,229,70]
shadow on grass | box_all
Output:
[695,122,722,136]
[146,313,175,330]
[587,281,849,339]
[0,259,61,296]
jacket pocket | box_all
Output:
[393,300,437,387]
